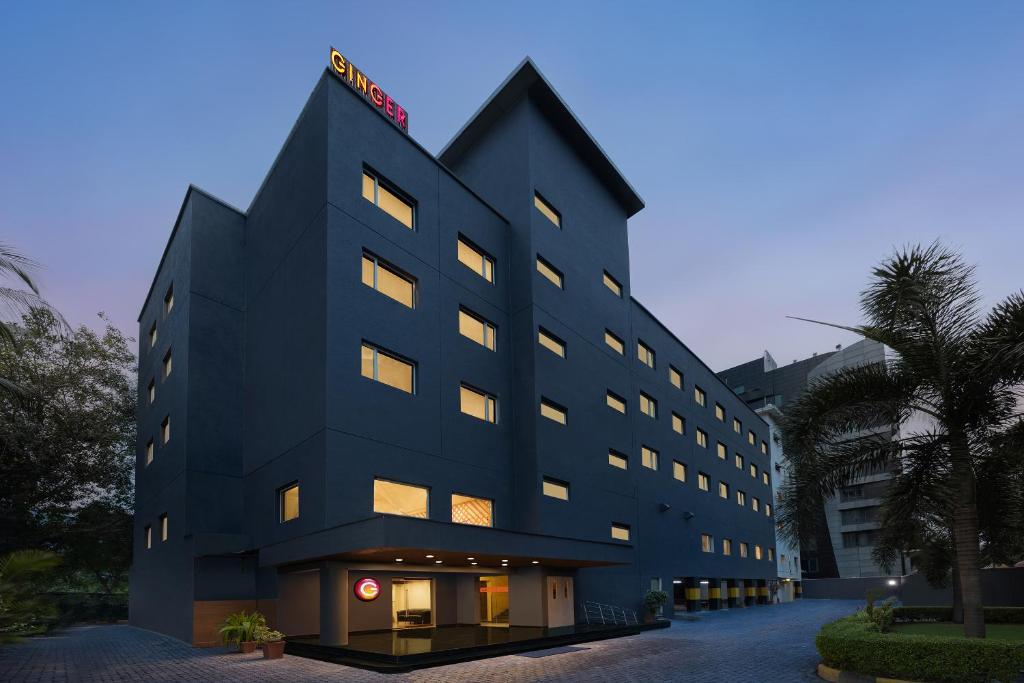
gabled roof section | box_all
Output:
[438,57,645,218]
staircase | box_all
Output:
[580,600,639,626]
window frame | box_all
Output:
[698,471,710,491]
[608,449,628,470]
[159,513,168,542]
[533,192,562,228]
[460,383,498,423]
[610,523,631,541]
[602,271,622,297]
[672,460,687,482]
[637,340,655,368]
[671,412,685,435]
[537,327,566,358]
[362,251,417,308]
[278,481,300,523]
[535,254,564,289]
[604,329,625,355]
[362,167,416,230]
[539,397,568,425]
[456,235,495,283]
[373,477,430,519]
[639,391,657,419]
[606,390,627,414]
[542,477,570,501]
[694,385,706,407]
[459,307,497,351]
[641,445,659,471]
[451,492,494,527]
[696,428,708,448]
[361,342,417,394]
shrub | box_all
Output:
[643,590,669,614]
[893,606,1024,624]
[218,611,266,646]
[817,615,1024,683]
[253,625,285,644]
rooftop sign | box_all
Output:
[330,47,408,132]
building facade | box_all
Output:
[130,56,778,648]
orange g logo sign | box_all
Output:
[354,577,380,602]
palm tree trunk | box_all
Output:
[951,565,962,624]
[950,438,985,638]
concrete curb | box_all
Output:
[817,663,924,683]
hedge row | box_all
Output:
[45,593,128,627]
[816,614,1024,683]
[893,605,1024,624]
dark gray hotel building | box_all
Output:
[130,54,778,651]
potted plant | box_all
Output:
[643,589,669,623]
[255,625,286,659]
[218,610,266,653]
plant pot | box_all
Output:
[239,640,257,654]
[643,611,655,624]
[262,640,285,659]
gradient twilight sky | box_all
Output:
[2,1,1022,370]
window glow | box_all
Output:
[672,412,684,434]
[280,483,299,522]
[639,392,657,418]
[361,344,415,393]
[673,460,686,482]
[362,253,415,308]
[145,439,154,466]
[160,513,168,542]
[669,366,682,389]
[534,193,561,228]
[457,237,494,283]
[718,482,729,498]
[163,349,172,379]
[542,478,569,501]
[540,398,567,424]
[363,171,414,229]
[608,451,628,469]
[460,384,497,423]
[374,478,428,518]
[537,328,565,357]
[641,446,658,470]
[637,340,655,368]
[604,330,624,355]
[536,256,563,288]
[694,386,706,407]
[698,472,709,491]
[723,538,732,556]
[606,391,626,414]
[459,309,496,350]
[452,494,492,527]
[701,534,714,553]
[696,428,708,448]
[717,442,726,459]
[602,271,622,297]
[161,416,170,444]
[611,524,630,541]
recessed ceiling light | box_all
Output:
[435,560,443,564]
[425,554,434,559]
[470,562,478,565]
[531,560,539,564]
[467,557,475,561]
[395,558,403,562]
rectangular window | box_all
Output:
[606,391,626,414]
[718,481,729,499]
[641,446,658,470]
[161,416,170,444]
[740,542,749,558]
[694,386,706,407]
[459,308,497,351]
[723,538,732,556]
[737,490,746,506]
[755,545,763,560]
[361,343,415,394]
[639,392,657,419]
[534,192,561,228]
[602,271,622,297]
[669,365,682,389]
[162,349,172,380]
[768,547,774,561]
[715,403,725,421]
[698,472,709,491]
[701,533,714,553]
[748,430,756,445]
[735,454,743,469]
[536,255,563,288]
[716,442,727,459]
[733,418,742,434]
[673,460,686,482]
[608,450,628,470]
[542,478,569,501]
[147,378,155,404]
[765,503,772,517]
[164,285,174,315]
[762,471,770,486]
[148,322,157,349]
[696,428,708,448]
[637,340,655,368]
[761,440,768,455]
[752,497,760,512]
[460,384,497,423]
[750,463,758,479]
[604,330,624,355]
[362,252,416,308]
[159,513,168,542]
[451,493,493,527]
[145,439,154,466]
[144,525,152,550]
[373,478,428,518]
[457,236,495,283]
[672,412,684,435]
[540,398,567,425]
[611,523,630,541]
[279,483,299,522]
[362,170,414,229]
[537,328,565,358]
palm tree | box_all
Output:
[777,243,1024,638]
[0,549,61,641]
[0,242,63,395]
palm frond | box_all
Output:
[0,242,40,294]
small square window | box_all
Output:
[637,340,655,369]
[714,403,725,421]
[694,386,706,407]
[761,440,768,455]
[452,493,493,527]
[611,523,630,541]
[608,450,628,470]
[604,330,625,355]
[639,392,657,419]
[673,460,686,482]
[716,442,726,459]
[460,308,497,351]
[672,412,685,435]
[457,237,495,283]
[752,497,760,512]
[669,366,682,389]
[696,428,708,448]
[755,544,763,560]
[740,542,749,558]
[722,538,732,556]
[542,477,569,501]
[698,472,709,491]
[765,503,772,517]
[750,463,758,479]
[762,471,770,486]
[768,547,774,561]
[701,533,714,553]
[147,378,155,405]
[735,454,743,469]
[748,430,756,445]
[145,439,154,466]
[279,483,299,522]
[737,490,746,506]
[148,322,157,349]
[733,418,742,434]
[718,481,729,499]
[641,446,659,470]
[461,384,497,423]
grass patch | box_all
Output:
[893,622,1024,641]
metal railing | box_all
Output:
[581,600,638,626]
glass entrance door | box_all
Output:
[478,575,509,627]
[392,578,433,629]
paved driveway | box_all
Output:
[0,599,859,682]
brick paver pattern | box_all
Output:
[0,600,859,683]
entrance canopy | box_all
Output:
[259,515,633,570]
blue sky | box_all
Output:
[2,1,1022,369]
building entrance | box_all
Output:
[392,578,433,629]
[478,575,509,627]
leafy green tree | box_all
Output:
[0,549,60,641]
[778,244,1024,638]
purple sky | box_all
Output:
[2,2,1022,370]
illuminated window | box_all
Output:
[361,343,415,394]
[768,547,774,561]
[144,525,152,550]
[534,192,561,228]
[149,322,157,349]
[639,392,657,419]
[602,271,622,297]
[641,446,658,470]
[761,440,768,455]
[459,308,496,350]
[163,285,174,316]
[698,472,709,491]
[694,386,706,407]
[669,366,682,389]
[161,416,170,444]
[540,398,567,425]
[737,490,746,506]
[673,460,687,482]
[748,430,756,445]
[750,463,758,479]
[606,391,626,414]
[147,378,155,404]
[542,478,569,501]
[755,544,763,560]
[740,542,749,558]
[460,384,497,423]
[608,450,628,470]
[362,252,415,308]
[279,483,299,523]
[145,439,154,466]
[452,494,493,527]
[752,497,760,512]
[733,418,742,434]
[611,523,630,541]
[716,442,727,459]
[374,478,428,518]
[163,348,172,379]
[735,454,743,469]
[672,412,684,435]
[696,428,708,448]
[457,236,494,283]
[538,328,565,357]
[715,403,725,421]
[536,255,563,288]
[637,340,655,368]
[718,481,729,499]
[362,170,414,229]
[762,471,770,486]
[159,513,168,542]
[765,503,772,517]
[722,538,732,556]
[604,330,625,355]
[701,534,714,553]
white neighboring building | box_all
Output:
[758,403,802,601]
